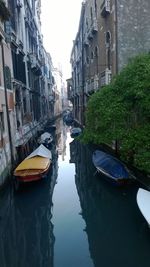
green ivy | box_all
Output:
[81,54,150,173]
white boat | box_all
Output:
[137,188,150,227]
[38,132,53,148]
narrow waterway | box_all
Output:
[52,132,93,267]
[0,118,150,267]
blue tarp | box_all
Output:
[92,150,129,179]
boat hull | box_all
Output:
[93,150,132,186]
[14,146,52,184]
[15,163,50,183]
[137,188,150,227]
[96,167,131,186]
[70,127,82,138]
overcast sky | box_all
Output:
[41,0,83,80]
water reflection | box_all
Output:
[0,158,58,267]
[55,117,68,161]
[70,140,150,267]
[52,128,94,267]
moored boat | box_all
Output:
[70,127,82,138]
[136,188,150,227]
[92,150,133,186]
[13,144,52,190]
[38,132,53,149]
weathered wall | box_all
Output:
[117,0,150,71]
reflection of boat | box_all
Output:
[50,124,56,130]
[137,188,150,227]
[92,150,132,185]
[38,132,53,148]
[14,144,52,188]
[1,161,56,267]
[74,142,149,267]
[44,123,56,132]
[70,127,82,138]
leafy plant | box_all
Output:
[82,54,150,172]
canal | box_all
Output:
[0,118,150,267]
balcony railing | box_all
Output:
[100,68,112,86]
[101,0,110,17]
[29,53,42,75]
[83,32,89,46]
[49,95,55,102]
[84,75,99,95]
[91,18,98,33]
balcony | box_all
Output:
[87,29,93,40]
[16,0,23,9]
[49,95,55,102]
[15,122,38,147]
[68,90,74,100]
[29,53,38,68]
[83,33,89,46]
[29,53,42,76]
[100,69,112,86]
[84,75,99,95]
[101,0,110,17]
[91,18,98,34]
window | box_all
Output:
[86,56,90,65]
[86,18,88,29]
[22,89,27,114]
[4,66,11,90]
[0,71,2,86]
[91,51,94,62]
[94,46,98,57]
[90,7,93,24]
[105,31,111,47]
[95,46,99,73]
[94,0,97,16]
[0,112,5,132]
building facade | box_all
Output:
[70,0,150,126]
[0,0,56,186]
[0,0,16,185]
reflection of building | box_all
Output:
[66,78,73,111]
[0,170,57,267]
[55,117,67,160]
[70,141,149,267]
[52,67,63,118]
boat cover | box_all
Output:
[137,188,150,226]
[26,144,52,160]
[15,156,50,171]
[40,132,53,142]
[71,127,82,135]
[92,150,129,179]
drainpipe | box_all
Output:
[0,37,14,169]
[114,0,118,74]
[81,5,85,127]
[114,0,119,155]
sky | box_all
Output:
[41,0,83,81]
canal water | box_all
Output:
[0,118,150,267]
